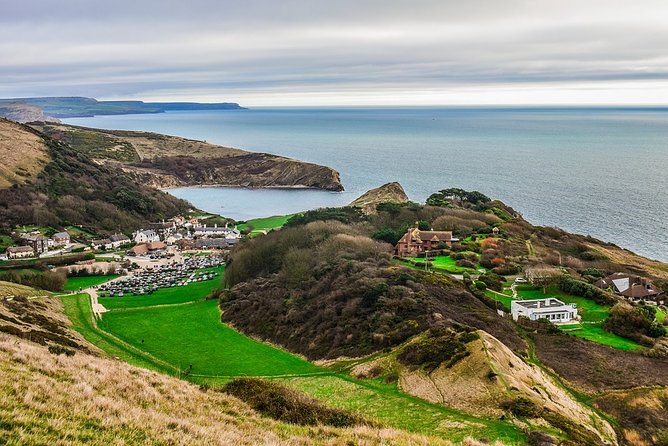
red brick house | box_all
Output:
[595,273,664,302]
[395,227,453,257]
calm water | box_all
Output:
[64,107,668,261]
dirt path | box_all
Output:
[83,276,126,318]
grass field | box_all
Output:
[60,293,169,372]
[401,255,479,274]
[560,323,642,351]
[98,299,321,377]
[281,375,525,444]
[237,214,293,236]
[64,275,119,291]
[98,267,224,310]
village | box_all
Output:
[1,215,242,263]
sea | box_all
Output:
[63,107,668,262]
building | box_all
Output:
[511,298,578,323]
[128,244,149,256]
[108,233,131,249]
[6,246,35,259]
[134,230,160,244]
[192,224,241,239]
[51,231,70,245]
[165,233,184,245]
[24,235,49,254]
[91,239,112,250]
[394,227,454,257]
[595,273,664,301]
[195,238,228,249]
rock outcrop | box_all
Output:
[349,182,409,213]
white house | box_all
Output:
[6,246,35,259]
[192,224,241,240]
[108,233,131,249]
[511,298,578,323]
[133,230,160,244]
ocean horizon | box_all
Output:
[64,106,668,262]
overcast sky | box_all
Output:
[2,0,668,105]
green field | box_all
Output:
[237,214,293,236]
[401,255,479,274]
[98,267,224,310]
[560,323,642,351]
[99,299,320,377]
[60,294,168,372]
[64,275,119,291]
[282,376,525,444]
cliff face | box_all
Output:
[123,154,343,190]
[0,103,59,123]
[350,181,409,213]
[31,123,344,191]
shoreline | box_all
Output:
[160,184,346,192]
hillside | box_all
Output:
[31,123,344,191]
[0,334,459,445]
[0,119,192,234]
[0,119,51,188]
[219,191,668,445]
[350,329,616,445]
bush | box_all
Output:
[397,328,478,372]
[456,259,477,269]
[500,397,541,417]
[559,275,615,306]
[492,263,522,276]
[478,272,504,292]
[222,378,369,427]
[604,303,665,344]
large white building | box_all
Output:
[134,230,160,244]
[511,298,577,323]
[192,224,241,240]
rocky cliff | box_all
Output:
[350,182,409,213]
[31,123,344,191]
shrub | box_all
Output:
[456,259,477,269]
[500,397,541,417]
[397,328,478,372]
[478,272,504,291]
[222,378,369,427]
[559,275,615,306]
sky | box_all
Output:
[2,0,668,106]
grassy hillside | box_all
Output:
[0,119,192,234]
[30,122,345,191]
[0,332,472,446]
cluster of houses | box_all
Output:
[5,231,72,259]
[2,215,244,261]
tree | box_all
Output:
[417,220,430,231]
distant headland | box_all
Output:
[0,96,246,122]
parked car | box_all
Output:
[514,277,528,283]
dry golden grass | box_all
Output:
[0,333,497,445]
[585,242,668,280]
[0,119,50,188]
[0,281,49,299]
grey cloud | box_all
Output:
[1,0,667,103]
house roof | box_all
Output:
[596,273,663,298]
[129,244,149,255]
[109,234,130,242]
[52,232,70,239]
[7,246,34,253]
[146,241,167,251]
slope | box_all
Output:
[0,119,192,234]
[30,122,344,191]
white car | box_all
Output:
[514,277,528,283]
